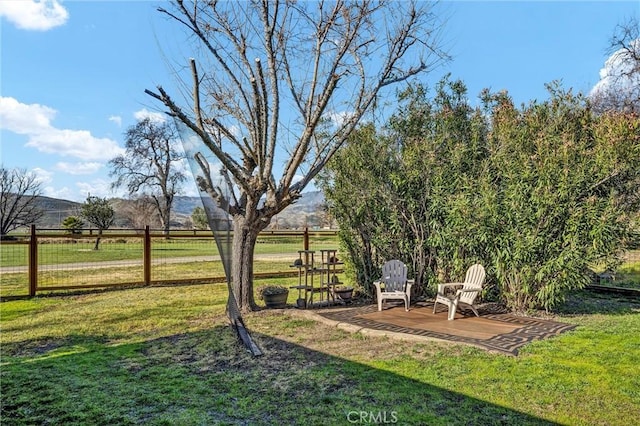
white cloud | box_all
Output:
[0,0,68,31]
[76,179,119,200]
[42,185,74,201]
[326,110,354,128]
[0,96,125,161]
[108,115,122,127]
[178,133,202,155]
[30,167,76,201]
[590,39,640,97]
[0,97,55,133]
[55,162,103,175]
[134,108,166,123]
[31,167,53,185]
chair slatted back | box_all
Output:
[382,260,407,292]
[460,264,485,305]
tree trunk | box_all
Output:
[93,229,103,251]
[231,217,262,312]
[153,195,171,237]
[161,207,171,237]
[162,194,172,237]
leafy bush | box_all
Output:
[61,216,84,235]
[323,78,640,312]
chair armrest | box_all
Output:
[437,282,463,294]
[406,279,414,294]
[455,287,481,296]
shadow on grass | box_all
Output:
[1,327,556,425]
[558,289,640,316]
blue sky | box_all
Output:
[1,1,638,202]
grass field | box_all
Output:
[0,260,301,298]
[1,282,639,425]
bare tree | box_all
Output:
[118,195,161,231]
[109,118,186,235]
[146,0,448,311]
[0,167,44,238]
[591,16,640,114]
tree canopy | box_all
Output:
[590,16,640,114]
[80,196,116,250]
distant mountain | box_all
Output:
[30,191,328,230]
[174,191,329,229]
[269,190,329,229]
[33,196,82,228]
[172,191,325,216]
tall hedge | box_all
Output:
[322,78,640,312]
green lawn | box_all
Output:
[0,261,298,298]
[1,283,638,425]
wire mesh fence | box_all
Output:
[2,227,638,299]
[0,227,340,298]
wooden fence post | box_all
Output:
[304,227,309,251]
[144,225,151,286]
[29,224,37,297]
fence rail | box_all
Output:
[0,225,339,299]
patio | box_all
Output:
[294,301,577,356]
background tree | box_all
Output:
[590,16,640,114]
[191,206,209,230]
[146,0,448,312]
[109,117,185,235]
[61,216,84,235]
[80,196,115,250]
[0,166,44,238]
[116,195,161,231]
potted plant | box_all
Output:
[333,285,354,301]
[258,285,290,308]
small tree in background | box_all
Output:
[80,196,115,250]
[191,206,209,230]
[0,166,44,238]
[61,216,84,235]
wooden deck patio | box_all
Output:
[298,301,576,356]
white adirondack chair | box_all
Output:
[433,264,485,320]
[374,260,414,311]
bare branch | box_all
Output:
[0,167,44,236]
[146,0,448,311]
